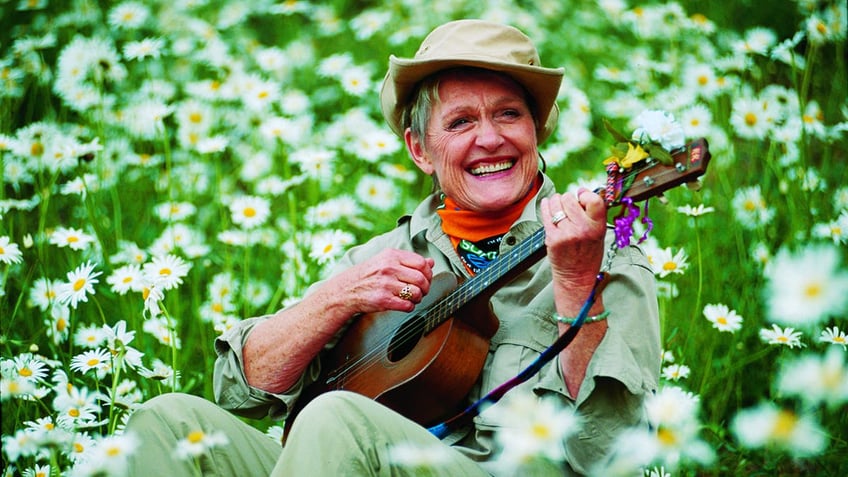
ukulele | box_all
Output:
[289,138,711,429]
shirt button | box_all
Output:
[505,236,517,246]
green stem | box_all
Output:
[160,301,179,392]
[108,351,125,434]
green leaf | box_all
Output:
[603,118,631,144]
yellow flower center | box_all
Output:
[187,430,205,443]
[744,199,757,211]
[657,427,678,446]
[159,268,172,276]
[123,276,133,283]
[69,408,80,418]
[531,423,551,439]
[716,316,728,325]
[804,282,822,299]
[662,262,677,271]
[106,445,121,457]
[744,112,758,126]
[73,278,87,291]
[87,358,101,366]
[57,318,67,332]
[189,112,203,123]
[212,303,224,313]
[67,236,79,243]
[19,367,33,377]
[772,410,797,441]
[243,207,256,218]
[323,244,334,254]
[74,442,85,453]
[32,142,44,156]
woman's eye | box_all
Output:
[448,118,469,129]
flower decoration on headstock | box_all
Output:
[601,110,687,248]
[603,109,686,169]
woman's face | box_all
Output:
[405,71,540,215]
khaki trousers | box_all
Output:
[125,391,490,476]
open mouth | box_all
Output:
[469,160,514,176]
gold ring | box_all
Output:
[398,285,413,301]
[551,211,567,226]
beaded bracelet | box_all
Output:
[554,310,610,325]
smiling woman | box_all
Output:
[2,1,846,476]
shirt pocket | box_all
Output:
[473,306,558,429]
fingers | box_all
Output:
[541,188,606,233]
[368,249,433,309]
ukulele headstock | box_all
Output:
[605,138,711,206]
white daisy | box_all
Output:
[45,304,71,344]
[703,303,744,333]
[676,203,715,217]
[731,402,826,458]
[661,363,691,381]
[56,261,102,309]
[123,37,165,61]
[776,347,848,408]
[812,211,847,245]
[142,254,191,290]
[339,65,372,97]
[356,174,399,211]
[819,326,847,349]
[730,96,772,140]
[74,324,107,349]
[173,429,229,460]
[106,263,145,295]
[289,147,336,183]
[309,229,355,266]
[732,185,775,230]
[48,226,96,251]
[759,324,805,349]
[0,236,23,264]
[108,1,150,30]
[651,246,689,278]
[153,201,197,223]
[228,195,271,229]
[764,244,848,328]
[69,348,112,375]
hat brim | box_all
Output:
[381,55,564,143]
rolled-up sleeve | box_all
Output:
[212,315,319,421]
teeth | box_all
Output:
[470,161,513,176]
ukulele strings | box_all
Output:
[327,161,682,386]
[328,229,544,386]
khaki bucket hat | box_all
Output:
[380,19,564,143]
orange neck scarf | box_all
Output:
[437,177,541,273]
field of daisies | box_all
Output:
[1,0,847,476]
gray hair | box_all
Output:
[401,67,540,151]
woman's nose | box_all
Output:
[474,118,505,149]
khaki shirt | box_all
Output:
[213,174,660,475]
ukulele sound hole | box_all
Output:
[387,318,424,362]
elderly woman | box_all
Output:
[126,19,659,476]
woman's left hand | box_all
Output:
[540,187,608,294]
